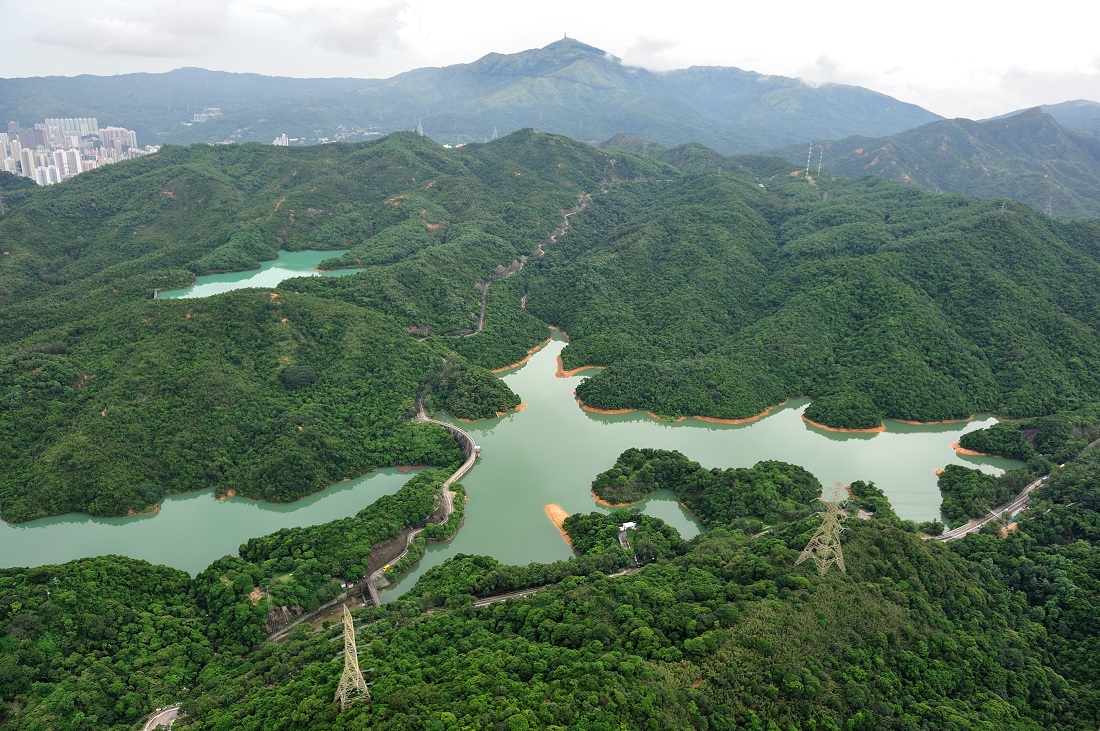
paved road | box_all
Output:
[142,705,179,730]
[934,477,1044,541]
[471,568,637,608]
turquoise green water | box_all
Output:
[158,249,362,299]
[0,469,415,575]
[0,330,1019,588]
[382,332,1020,600]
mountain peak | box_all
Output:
[542,37,608,57]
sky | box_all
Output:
[6,0,1099,120]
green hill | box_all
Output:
[6,130,1100,520]
[776,108,1100,218]
[0,130,671,522]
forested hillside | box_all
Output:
[527,165,1100,427]
[777,108,1100,218]
[0,130,665,522]
[6,441,1097,730]
[6,130,1100,521]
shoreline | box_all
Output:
[556,353,603,379]
[801,414,886,433]
[591,489,640,508]
[456,402,528,422]
[895,415,975,426]
[693,401,791,425]
[574,394,792,426]
[126,502,161,517]
[490,338,552,373]
[950,441,989,457]
[544,504,574,549]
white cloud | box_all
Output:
[32,0,230,58]
[250,1,408,58]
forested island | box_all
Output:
[2,129,1100,729]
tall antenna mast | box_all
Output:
[805,142,813,175]
[334,605,370,708]
[817,145,824,174]
[1044,194,1054,217]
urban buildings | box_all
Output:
[1,118,159,186]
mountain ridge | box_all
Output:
[0,38,940,153]
[774,107,1100,217]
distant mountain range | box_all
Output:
[776,108,1100,218]
[0,38,941,154]
[995,100,1100,139]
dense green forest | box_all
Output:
[591,448,820,530]
[6,129,1100,520]
[0,129,664,521]
[3,127,1100,729]
[6,441,1098,730]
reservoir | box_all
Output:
[157,249,362,299]
[0,331,1019,585]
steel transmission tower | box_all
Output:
[334,605,370,708]
[795,500,847,575]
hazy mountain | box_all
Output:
[994,99,1100,139]
[778,108,1100,218]
[0,38,941,153]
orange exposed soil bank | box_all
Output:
[219,489,238,501]
[491,340,551,373]
[545,504,573,549]
[574,395,632,415]
[591,490,639,508]
[556,354,604,378]
[575,395,791,426]
[127,502,160,517]
[951,441,989,457]
[693,401,790,425]
[801,415,886,433]
[496,402,528,417]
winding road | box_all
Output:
[932,477,1044,541]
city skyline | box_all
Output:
[2,118,152,186]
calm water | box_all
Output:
[0,330,1019,587]
[0,469,416,575]
[382,332,1019,599]
[158,249,362,299]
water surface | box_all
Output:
[383,332,1019,599]
[158,249,361,299]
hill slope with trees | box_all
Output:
[6,130,1100,519]
[778,108,1100,218]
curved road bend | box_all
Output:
[142,705,179,730]
[932,434,1100,541]
[266,409,478,641]
[932,477,1044,541]
[367,403,478,585]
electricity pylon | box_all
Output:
[795,500,847,575]
[334,605,370,708]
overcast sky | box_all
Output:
[7,0,1099,120]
